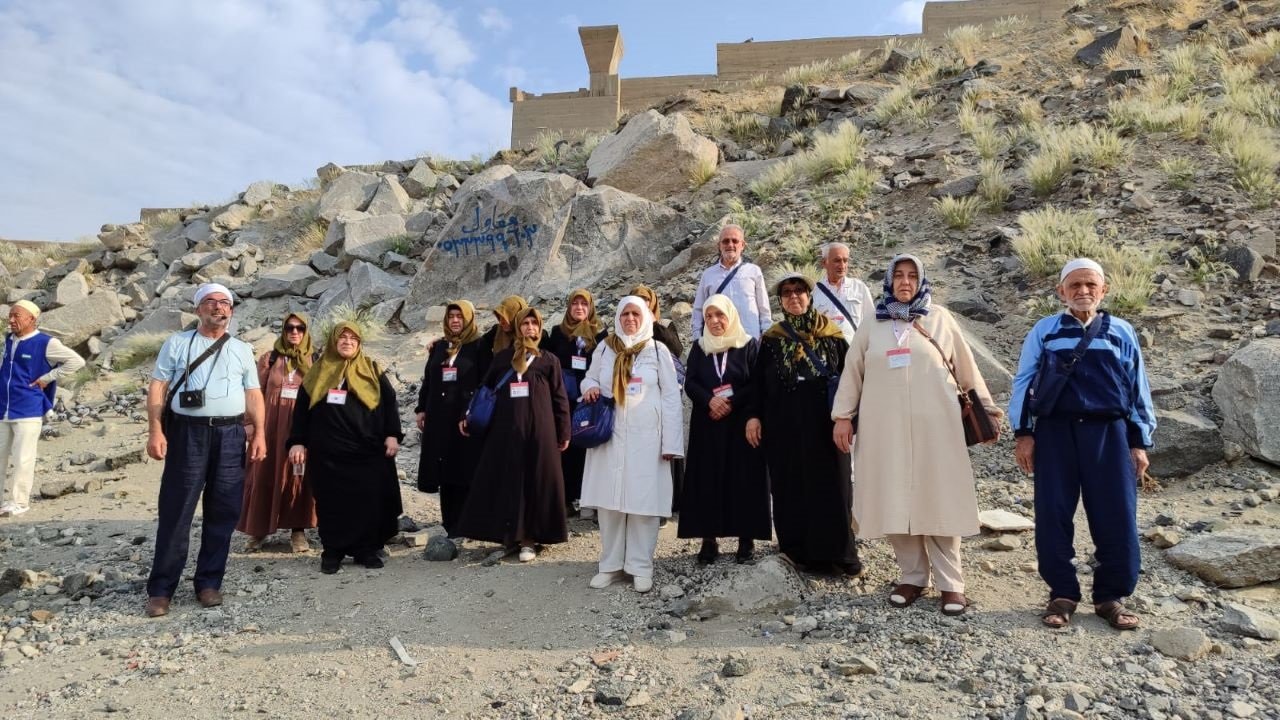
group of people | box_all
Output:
[72,221,1148,631]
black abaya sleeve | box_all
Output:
[747,339,775,422]
[544,354,571,445]
[287,387,313,448]
[684,344,712,410]
[377,374,405,442]
[415,345,441,415]
[730,340,761,412]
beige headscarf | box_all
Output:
[301,321,381,410]
[698,294,751,355]
[558,288,603,353]
[491,295,529,353]
[628,284,662,320]
[443,300,481,354]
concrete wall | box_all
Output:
[716,35,920,81]
[619,75,719,112]
[510,94,620,148]
[922,0,1074,38]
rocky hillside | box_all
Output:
[1,1,1279,718]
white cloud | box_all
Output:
[496,65,528,88]
[478,7,512,34]
[0,0,510,240]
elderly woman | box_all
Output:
[580,298,684,592]
[239,312,318,553]
[457,307,571,562]
[415,300,485,538]
[747,273,860,576]
[477,295,527,374]
[832,254,1003,615]
[679,294,769,564]
[287,322,403,574]
[541,289,606,518]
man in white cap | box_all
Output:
[0,300,86,517]
[143,283,266,618]
[1008,258,1155,632]
[692,225,772,340]
[811,242,875,344]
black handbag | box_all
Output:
[1028,314,1104,417]
[914,321,998,447]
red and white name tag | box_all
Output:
[626,377,643,396]
[326,389,348,404]
[571,355,587,370]
[831,315,845,325]
[510,381,530,398]
[442,367,458,382]
[887,348,911,369]
[713,384,734,399]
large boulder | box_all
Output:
[318,171,380,221]
[334,213,407,268]
[366,176,411,216]
[952,315,1012,397]
[54,272,89,307]
[1212,339,1280,464]
[1148,409,1224,477]
[253,264,318,299]
[586,110,718,201]
[451,164,516,209]
[1075,25,1141,67]
[242,180,278,207]
[118,307,197,341]
[97,223,144,251]
[347,261,408,309]
[1165,526,1280,588]
[402,160,438,199]
[210,203,254,233]
[41,292,126,348]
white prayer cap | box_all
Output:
[193,282,235,306]
[1059,258,1105,283]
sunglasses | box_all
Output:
[283,324,307,332]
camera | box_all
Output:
[179,389,205,408]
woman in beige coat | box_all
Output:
[832,254,1003,615]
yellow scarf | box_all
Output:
[302,321,382,410]
[511,307,543,375]
[272,312,314,374]
[604,297,655,408]
[558,288,602,353]
[492,295,529,354]
[443,300,480,354]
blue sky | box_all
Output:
[0,0,937,241]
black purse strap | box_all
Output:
[815,283,858,332]
[779,321,833,377]
[164,332,231,409]
[1060,312,1105,373]
[715,262,743,295]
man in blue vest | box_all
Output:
[0,300,86,518]
[144,283,266,617]
[1009,258,1155,632]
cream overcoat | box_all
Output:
[831,305,994,539]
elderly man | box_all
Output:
[1009,258,1154,632]
[692,225,771,340]
[811,242,875,344]
[0,300,86,517]
[144,284,265,617]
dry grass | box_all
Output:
[945,25,983,66]
[688,156,718,189]
[779,59,835,87]
[1016,98,1045,128]
[977,159,1012,210]
[1209,112,1280,207]
[959,108,1007,159]
[795,121,866,181]
[1024,140,1073,197]
[315,303,386,349]
[933,196,983,229]
[1222,63,1280,126]
[1159,157,1197,189]
[112,332,170,370]
[828,165,879,205]
[1070,124,1132,170]
[0,240,96,272]
[748,161,799,200]
[142,210,182,236]
[725,198,772,241]
[1238,30,1280,67]
[779,235,820,266]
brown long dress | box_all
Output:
[238,352,317,536]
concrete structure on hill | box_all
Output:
[509,0,1073,148]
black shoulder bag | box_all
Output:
[1028,314,1105,417]
[161,333,231,434]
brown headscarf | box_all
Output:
[302,321,382,410]
[273,311,314,374]
[492,295,529,354]
[510,307,544,376]
[628,284,661,320]
[558,288,602,353]
[443,300,481,354]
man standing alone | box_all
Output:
[0,300,86,517]
[692,225,771,340]
[811,242,875,344]
[1009,258,1154,632]
[144,283,266,617]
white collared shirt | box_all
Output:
[812,276,875,344]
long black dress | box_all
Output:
[456,349,572,546]
[289,374,405,560]
[540,326,607,509]
[415,337,485,536]
[751,336,859,571]
[679,339,771,540]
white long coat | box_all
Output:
[579,340,685,517]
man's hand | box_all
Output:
[1015,436,1035,474]
[745,418,762,448]
[250,434,267,462]
[288,445,307,465]
[833,418,854,454]
[147,430,167,461]
[385,437,399,458]
[415,412,426,431]
[1131,448,1149,477]
[28,379,48,390]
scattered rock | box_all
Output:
[423,535,458,561]
[586,110,718,201]
[253,264,319,299]
[979,509,1035,532]
[1221,245,1264,282]
[984,535,1023,551]
[698,555,805,612]
[1165,526,1280,587]
[1150,626,1211,660]
[38,479,77,499]
[826,656,879,676]
[1220,602,1280,640]
[1213,339,1280,464]
[1075,25,1141,67]
[721,657,752,677]
[1149,409,1224,477]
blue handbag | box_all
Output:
[570,396,615,449]
[562,370,581,405]
[466,368,515,433]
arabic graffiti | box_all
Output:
[437,206,539,258]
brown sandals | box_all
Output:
[1040,598,1077,628]
[939,591,969,616]
[1095,601,1141,631]
[888,583,924,608]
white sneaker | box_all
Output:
[518,546,536,562]
[633,576,653,593]
[0,503,28,517]
[589,571,622,589]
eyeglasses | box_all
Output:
[283,324,306,333]
[780,289,809,298]
[199,299,232,309]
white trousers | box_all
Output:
[887,534,965,593]
[0,418,43,506]
[597,508,660,579]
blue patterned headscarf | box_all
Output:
[875,254,932,321]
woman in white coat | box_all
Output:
[579,297,685,593]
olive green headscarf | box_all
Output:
[273,311,314,374]
[558,288,602,353]
[302,321,381,410]
[511,307,544,376]
[443,300,481,354]
[492,295,529,354]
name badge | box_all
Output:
[626,377,643,396]
[510,381,530,398]
[571,355,588,370]
[442,367,458,382]
[887,348,911,369]
[713,384,734,399]
[280,387,299,400]
[326,389,348,404]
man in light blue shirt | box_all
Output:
[692,225,772,340]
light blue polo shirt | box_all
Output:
[152,330,259,417]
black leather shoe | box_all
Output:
[356,554,385,569]
[320,556,341,574]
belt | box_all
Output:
[170,413,245,427]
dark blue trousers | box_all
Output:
[146,421,246,598]
[1033,416,1139,604]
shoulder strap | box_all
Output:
[779,321,833,377]
[1062,313,1105,371]
[815,282,857,331]
[493,367,516,388]
[912,321,967,392]
[164,333,232,408]
[715,263,743,295]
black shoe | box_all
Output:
[836,560,864,578]
[320,556,341,574]
[697,540,719,565]
[356,554,385,569]
[735,539,754,564]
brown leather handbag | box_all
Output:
[913,321,999,446]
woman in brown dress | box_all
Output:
[239,312,317,553]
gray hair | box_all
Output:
[820,242,850,261]
[719,223,746,241]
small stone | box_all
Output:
[1226,700,1257,718]
[827,656,879,676]
[1150,626,1211,660]
[1145,528,1181,548]
[1176,288,1204,307]
[984,535,1023,551]
[722,657,752,677]
[402,530,430,548]
[709,702,746,720]
[978,509,1035,532]
[566,675,591,694]
[625,690,651,707]
[29,609,54,623]
[422,535,458,561]
[659,584,685,599]
[790,616,818,633]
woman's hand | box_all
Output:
[415,412,426,431]
[661,453,677,461]
[708,396,731,420]
[288,444,307,466]
[582,387,601,404]
[458,419,470,437]
[833,418,854,454]
[385,437,399,458]
[559,440,570,452]
[745,418,762,448]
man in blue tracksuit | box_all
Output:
[1009,258,1155,632]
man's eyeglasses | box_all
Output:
[199,299,232,309]
[283,324,306,333]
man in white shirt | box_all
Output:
[691,225,772,340]
[811,242,875,345]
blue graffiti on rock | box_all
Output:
[437,206,538,258]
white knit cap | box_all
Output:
[1059,258,1105,283]
[193,282,235,306]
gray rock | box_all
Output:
[347,261,408,309]
[698,554,805,612]
[880,47,919,73]
[1177,288,1203,307]
[1220,602,1280,640]
[1149,409,1224,477]
[721,657,751,677]
[1220,245,1263,282]
[308,251,340,275]
[54,272,89,307]
[316,162,345,186]
[954,314,1013,395]
[39,479,77,499]
[978,509,1035,532]
[451,164,516,209]
[179,251,223,272]
[335,213,407,268]
[405,210,440,235]
[0,568,39,595]
[929,175,980,199]
[118,307,197,342]
[318,171,380,221]
[97,223,143,251]
[791,616,818,633]
[253,264,319,299]
[984,535,1023,551]
[1227,701,1258,718]
[1076,25,1140,67]
[423,535,458,561]
[945,291,1000,323]
[41,293,126,348]
[586,110,718,201]
[1213,339,1280,464]
[210,203,254,232]
[402,160,439,199]
[1150,626,1210,660]
[1165,526,1280,587]
[709,703,745,720]
[157,233,191,266]
[366,176,411,216]
[183,219,212,245]
[1248,228,1276,258]
[242,180,277,207]
[827,656,879,676]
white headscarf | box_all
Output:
[698,293,751,355]
[612,296,654,348]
